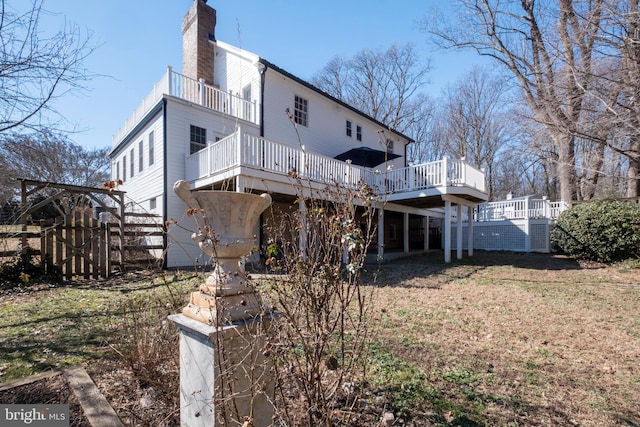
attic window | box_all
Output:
[294,95,308,127]
[346,120,352,137]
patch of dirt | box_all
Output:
[0,373,91,427]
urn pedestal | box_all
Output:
[169,181,274,427]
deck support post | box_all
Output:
[423,215,430,251]
[467,206,474,257]
[444,201,451,263]
[457,204,463,260]
[403,212,409,253]
[377,206,385,262]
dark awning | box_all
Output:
[334,146,401,168]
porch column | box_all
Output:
[403,212,410,253]
[456,204,463,260]
[444,201,451,263]
[377,206,385,261]
[236,175,245,193]
[467,206,474,257]
[423,215,430,251]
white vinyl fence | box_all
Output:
[451,197,568,253]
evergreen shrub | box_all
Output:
[551,200,640,263]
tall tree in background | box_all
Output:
[0,0,94,134]
[424,0,608,204]
[0,132,110,202]
[438,66,511,198]
[598,0,640,197]
[312,44,435,160]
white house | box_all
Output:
[109,0,488,268]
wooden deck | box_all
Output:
[185,128,488,210]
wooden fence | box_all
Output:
[0,179,166,281]
[40,211,112,280]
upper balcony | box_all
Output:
[186,128,488,207]
[113,67,259,145]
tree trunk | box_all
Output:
[557,132,577,205]
[628,138,640,198]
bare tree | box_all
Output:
[496,113,560,200]
[0,132,110,202]
[0,0,94,134]
[437,66,511,198]
[596,0,640,197]
[312,43,435,159]
[424,0,610,204]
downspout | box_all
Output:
[405,140,413,166]
[259,61,267,137]
[161,98,168,270]
[258,61,268,262]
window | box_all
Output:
[294,95,308,127]
[242,84,252,101]
[346,120,352,137]
[242,85,252,120]
[138,140,144,172]
[389,224,397,241]
[148,131,155,166]
[356,125,362,142]
[122,155,127,182]
[190,125,206,154]
[386,139,394,153]
[149,197,157,210]
[130,148,135,178]
[116,161,120,181]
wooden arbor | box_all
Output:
[18,179,164,279]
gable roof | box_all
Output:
[258,58,414,143]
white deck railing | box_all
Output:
[168,69,256,123]
[186,128,487,197]
[113,67,258,145]
[470,198,568,221]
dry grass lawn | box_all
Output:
[1,250,638,426]
[366,251,640,426]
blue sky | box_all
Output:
[36,0,481,150]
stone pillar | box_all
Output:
[169,314,274,427]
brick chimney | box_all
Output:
[182,0,216,85]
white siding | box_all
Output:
[112,111,165,217]
[163,98,261,268]
[214,41,261,105]
[262,69,408,170]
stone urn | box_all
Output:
[174,180,272,324]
